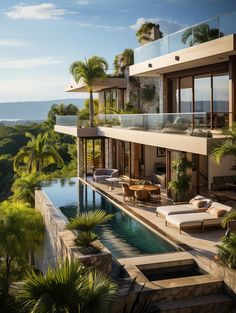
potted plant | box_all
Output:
[168,155,192,202]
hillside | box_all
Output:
[0,98,85,120]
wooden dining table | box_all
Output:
[129,185,159,192]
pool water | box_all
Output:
[42,178,177,258]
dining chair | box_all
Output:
[134,189,149,203]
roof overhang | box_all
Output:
[130,34,236,77]
[65,77,126,93]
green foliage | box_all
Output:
[222,210,236,229]
[168,155,192,202]
[67,210,113,251]
[14,132,64,174]
[18,259,117,313]
[182,24,222,46]
[70,56,108,127]
[11,173,40,207]
[217,233,236,268]
[0,201,44,295]
[140,85,155,102]
[113,48,134,76]
[47,103,78,125]
[136,22,162,43]
[211,122,236,165]
[0,155,14,201]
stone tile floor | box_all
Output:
[87,179,226,270]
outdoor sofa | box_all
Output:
[156,195,212,218]
[165,201,232,233]
[93,168,119,183]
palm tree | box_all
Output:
[69,56,108,127]
[13,132,63,174]
[47,103,78,125]
[211,123,236,165]
[19,259,117,313]
[0,201,44,295]
[182,23,222,46]
[66,210,113,252]
[11,173,40,207]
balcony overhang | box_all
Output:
[97,127,222,155]
[65,77,126,93]
[130,34,236,77]
[54,125,223,155]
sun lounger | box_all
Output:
[156,195,212,218]
[165,202,232,233]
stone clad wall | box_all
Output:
[35,189,112,275]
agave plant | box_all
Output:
[66,210,113,253]
[217,233,236,268]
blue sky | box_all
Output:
[0,0,236,102]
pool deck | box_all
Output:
[86,178,228,271]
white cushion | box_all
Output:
[156,204,205,217]
[166,212,218,228]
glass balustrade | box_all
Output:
[97,112,215,137]
[55,115,78,126]
[134,10,236,64]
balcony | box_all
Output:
[133,11,236,64]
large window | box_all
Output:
[180,77,192,112]
[194,75,211,112]
[213,74,229,112]
[169,72,229,129]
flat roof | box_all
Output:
[65,77,126,93]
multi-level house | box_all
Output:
[55,11,236,196]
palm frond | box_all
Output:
[67,210,113,232]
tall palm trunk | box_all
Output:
[89,89,94,127]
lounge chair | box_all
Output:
[165,202,232,233]
[156,195,212,218]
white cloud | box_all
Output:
[0,39,27,47]
[77,0,90,4]
[130,17,186,35]
[0,57,64,69]
[5,3,67,20]
[78,22,125,31]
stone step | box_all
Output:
[156,293,234,313]
[149,275,224,302]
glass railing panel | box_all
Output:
[212,112,230,129]
[98,112,217,136]
[220,11,236,36]
[192,17,220,46]
[56,115,78,126]
[169,28,192,53]
[134,36,169,64]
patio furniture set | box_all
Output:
[156,195,233,233]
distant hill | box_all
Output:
[0,98,86,120]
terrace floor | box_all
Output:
[85,178,236,271]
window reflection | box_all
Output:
[180,77,192,112]
[213,74,229,112]
[194,75,211,112]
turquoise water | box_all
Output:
[42,178,177,258]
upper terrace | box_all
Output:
[131,11,236,76]
[55,112,225,155]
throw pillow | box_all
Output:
[208,207,226,217]
[191,199,207,208]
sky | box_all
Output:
[0,0,236,102]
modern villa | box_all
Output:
[56,11,236,196]
[35,10,236,313]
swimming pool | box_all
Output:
[42,178,177,258]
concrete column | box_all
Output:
[229,56,236,125]
[77,138,84,177]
